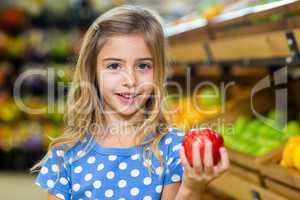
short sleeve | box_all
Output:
[163,128,185,185]
[35,147,71,200]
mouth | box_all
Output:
[115,92,141,104]
[115,92,140,98]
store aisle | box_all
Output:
[0,172,46,200]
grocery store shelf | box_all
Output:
[211,0,299,28]
[166,0,300,67]
[166,18,207,37]
[166,0,300,37]
[168,42,207,63]
[168,28,300,67]
[210,30,290,61]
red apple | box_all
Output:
[182,128,224,167]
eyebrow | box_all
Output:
[102,58,153,62]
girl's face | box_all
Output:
[96,34,154,117]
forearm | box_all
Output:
[174,184,205,200]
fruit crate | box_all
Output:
[258,145,300,199]
[208,171,287,200]
[224,148,277,188]
[265,178,300,200]
[228,164,262,185]
[227,148,273,171]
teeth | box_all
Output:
[119,93,135,98]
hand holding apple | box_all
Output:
[178,128,230,193]
[183,128,224,167]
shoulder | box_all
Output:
[160,127,185,144]
[159,127,185,155]
[46,136,92,165]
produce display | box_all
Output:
[0,93,64,152]
[164,86,221,130]
[0,29,83,62]
[183,128,224,167]
[0,1,82,159]
[167,0,300,199]
[220,111,300,157]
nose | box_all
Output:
[122,67,137,88]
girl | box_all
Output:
[32,5,229,200]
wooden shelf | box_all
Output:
[168,43,207,63]
[210,30,290,61]
[166,0,300,65]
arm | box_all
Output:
[48,193,61,200]
[161,183,181,200]
[161,182,205,200]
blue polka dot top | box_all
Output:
[35,127,185,200]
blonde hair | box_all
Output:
[31,5,171,177]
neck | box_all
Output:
[104,107,145,127]
[96,107,146,146]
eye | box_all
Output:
[107,63,121,70]
[137,63,152,70]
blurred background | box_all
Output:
[1,0,300,199]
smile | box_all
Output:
[115,93,141,104]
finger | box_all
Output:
[192,140,203,174]
[219,147,230,170]
[213,162,223,176]
[204,139,214,176]
[212,147,230,176]
[179,145,192,172]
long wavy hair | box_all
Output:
[31,5,171,176]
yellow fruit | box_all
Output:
[293,146,300,171]
[280,142,294,167]
[202,5,223,20]
[280,136,300,168]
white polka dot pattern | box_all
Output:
[34,128,185,199]
[84,173,93,181]
[87,156,96,164]
[105,189,114,198]
[74,166,82,173]
[93,180,102,189]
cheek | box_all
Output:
[138,80,154,94]
[137,70,154,91]
[138,82,154,107]
[98,71,121,91]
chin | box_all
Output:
[104,95,147,117]
[115,106,141,116]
